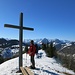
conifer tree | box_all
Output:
[0,55,4,64]
[46,41,56,57]
[42,43,46,50]
[50,41,54,57]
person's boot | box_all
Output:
[30,66,35,69]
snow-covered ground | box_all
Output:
[0,50,75,75]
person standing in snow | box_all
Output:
[28,40,36,69]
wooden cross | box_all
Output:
[4,12,34,71]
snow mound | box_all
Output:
[37,49,46,58]
[0,50,75,75]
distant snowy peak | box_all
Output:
[24,38,72,45]
[41,38,49,44]
[53,39,64,44]
[63,40,71,43]
[24,38,50,44]
[24,39,31,43]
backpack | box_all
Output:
[35,44,38,54]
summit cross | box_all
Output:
[4,12,34,71]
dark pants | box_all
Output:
[31,56,35,67]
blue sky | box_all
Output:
[0,0,75,41]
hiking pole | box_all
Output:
[26,53,27,64]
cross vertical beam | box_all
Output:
[19,13,23,70]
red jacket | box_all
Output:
[28,44,36,56]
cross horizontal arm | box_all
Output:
[4,24,20,29]
[4,24,34,31]
[23,27,34,31]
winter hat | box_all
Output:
[30,40,34,44]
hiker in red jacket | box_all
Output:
[28,40,36,69]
